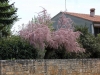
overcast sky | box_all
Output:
[10,0,100,32]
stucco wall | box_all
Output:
[52,12,93,33]
[0,59,100,75]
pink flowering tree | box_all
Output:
[19,8,84,58]
[49,14,84,52]
[19,8,53,50]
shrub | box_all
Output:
[75,26,100,58]
[0,36,38,60]
[44,46,85,59]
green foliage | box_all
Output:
[44,46,85,59]
[0,0,18,37]
[44,46,67,59]
[96,34,100,42]
[75,26,100,58]
[45,26,100,59]
[0,36,38,60]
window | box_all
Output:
[94,27,100,36]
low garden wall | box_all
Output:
[0,59,100,75]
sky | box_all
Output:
[10,0,100,32]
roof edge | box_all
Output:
[51,12,62,20]
[63,12,100,22]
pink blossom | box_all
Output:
[19,8,85,53]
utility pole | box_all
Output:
[65,0,67,12]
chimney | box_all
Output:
[90,8,95,17]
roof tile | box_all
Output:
[63,12,100,22]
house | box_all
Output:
[51,8,100,36]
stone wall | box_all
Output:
[0,59,100,75]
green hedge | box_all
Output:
[0,36,38,60]
[75,26,100,58]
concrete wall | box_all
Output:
[0,59,100,75]
[52,12,93,33]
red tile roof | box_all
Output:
[62,12,100,22]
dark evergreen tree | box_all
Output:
[0,0,18,37]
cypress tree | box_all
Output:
[0,0,18,37]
